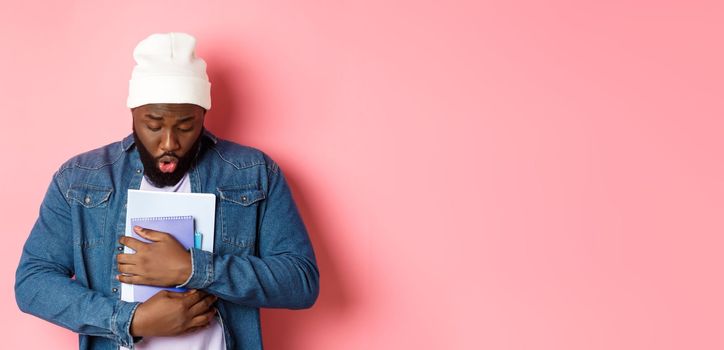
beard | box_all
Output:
[132,127,203,187]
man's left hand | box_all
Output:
[117,226,192,287]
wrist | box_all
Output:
[129,306,143,337]
[176,250,192,285]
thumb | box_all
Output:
[133,226,164,242]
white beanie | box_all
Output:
[127,32,211,110]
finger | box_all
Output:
[181,325,205,335]
[188,294,218,316]
[117,274,146,285]
[134,226,169,242]
[188,309,217,328]
[119,236,147,252]
[166,290,191,298]
[117,263,140,275]
[181,289,206,307]
[167,289,201,299]
[116,253,137,265]
[189,290,209,298]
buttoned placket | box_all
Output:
[110,153,144,298]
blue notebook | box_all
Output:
[129,215,195,302]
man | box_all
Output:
[15,32,319,350]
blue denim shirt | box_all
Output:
[15,130,320,349]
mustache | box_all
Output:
[157,152,179,160]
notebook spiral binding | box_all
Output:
[131,215,194,222]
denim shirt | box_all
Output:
[15,130,320,349]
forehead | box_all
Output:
[133,103,204,117]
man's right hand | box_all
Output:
[130,289,218,337]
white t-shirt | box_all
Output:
[121,173,226,350]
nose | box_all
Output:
[159,130,181,153]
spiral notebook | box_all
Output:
[129,215,195,302]
[121,189,216,303]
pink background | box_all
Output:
[1,1,723,349]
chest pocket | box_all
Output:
[217,185,266,251]
[67,184,113,248]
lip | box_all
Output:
[157,156,179,173]
[158,155,179,163]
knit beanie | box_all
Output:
[127,32,211,110]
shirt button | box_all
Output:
[84,196,91,204]
[241,196,247,202]
[112,288,118,293]
[136,169,142,174]
[118,246,123,251]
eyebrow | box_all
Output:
[144,114,196,123]
[176,115,195,123]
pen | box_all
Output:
[194,231,203,249]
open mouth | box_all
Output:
[158,156,179,173]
